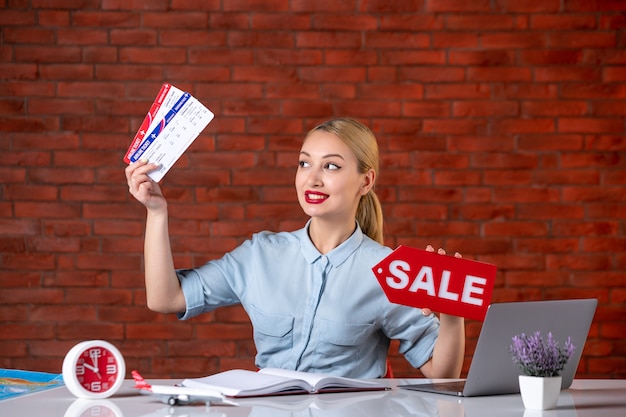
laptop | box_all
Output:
[399,298,597,397]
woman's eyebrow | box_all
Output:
[299,151,345,160]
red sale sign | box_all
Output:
[372,246,497,321]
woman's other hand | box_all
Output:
[420,244,462,316]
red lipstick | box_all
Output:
[304,191,328,204]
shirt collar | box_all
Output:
[296,219,364,267]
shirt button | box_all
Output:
[321,256,328,265]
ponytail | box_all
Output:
[357,190,384,245]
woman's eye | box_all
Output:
[299,160,310,168]
[325,163,340,170]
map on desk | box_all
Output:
[0,369,64,401]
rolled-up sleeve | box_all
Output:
[176,268,212,320]
[383,304,440,369]
[176,242,253,320]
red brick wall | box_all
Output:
[1,1,625,379]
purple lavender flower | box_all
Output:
[508,331,575,377]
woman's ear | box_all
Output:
[360,169,376,195]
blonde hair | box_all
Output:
[306,117,384,244]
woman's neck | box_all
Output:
[308,218,356,254]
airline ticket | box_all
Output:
[125,84,214,182]
[124,83,184,163]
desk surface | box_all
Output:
[2,379,625,417]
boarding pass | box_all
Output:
[125,84,214,182]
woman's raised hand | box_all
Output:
[125,160,166,211]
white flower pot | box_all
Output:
[518,375,562,410]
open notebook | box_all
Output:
[182,368,389,398]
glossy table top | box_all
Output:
[2,378,625,417]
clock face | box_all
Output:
[75,345,120,393]
[63,340,125,399]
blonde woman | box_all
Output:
[126,117,464,379]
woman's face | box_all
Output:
[295,130,374,222]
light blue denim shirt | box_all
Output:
[177,221,440,379]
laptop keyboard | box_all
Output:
[399,380,466,395]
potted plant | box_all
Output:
[508,331,575,410]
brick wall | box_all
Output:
[1,1,624,379]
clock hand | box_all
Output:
[83,362,98,372]
[85,359,102,378]
[89,350,101,372]
[84,362,101,379]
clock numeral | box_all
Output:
[89,348,102,360]
[76,365,85,375]
[90,381,102,392]
[106,364,117,374]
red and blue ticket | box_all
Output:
[124,83,214,182]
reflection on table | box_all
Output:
[2,379,625,417]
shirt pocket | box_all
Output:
[318,318,376,360]
[248,304,294,362]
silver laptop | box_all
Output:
[399,298,597,397]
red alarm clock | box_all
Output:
[62,340,126,399]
